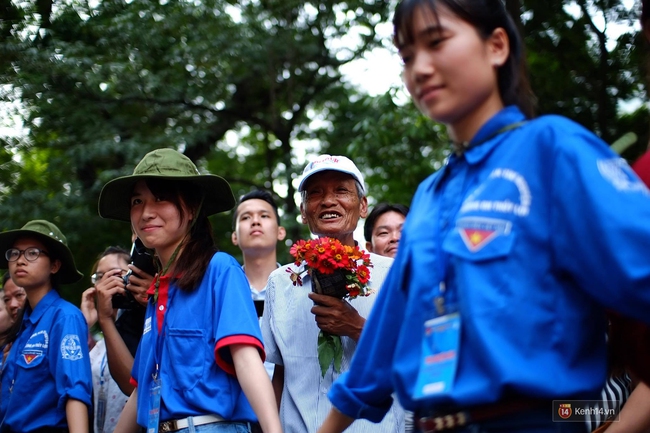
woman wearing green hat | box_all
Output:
[0,219,92,433]
[101,149,282,433]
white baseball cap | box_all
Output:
[298,154,365,193]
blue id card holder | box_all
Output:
[413,312,461,399]
[147,377,162,433]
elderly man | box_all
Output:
[261,155,404,433]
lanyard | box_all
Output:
[97,352,108,433]
[152,283,176,379]
[434,158,465,316]
[152,248,181,304]
[99,352,108,385]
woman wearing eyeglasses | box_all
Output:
[0,219,92,433]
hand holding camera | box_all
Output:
[112,238,157,309]
[94,267,132,321]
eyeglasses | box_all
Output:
[5,248,49,262]
[91,268,129,285]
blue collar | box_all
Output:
[23,290,60,324]
[461,105,527,165]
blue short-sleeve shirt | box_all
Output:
[329,106,650,422]
[0,290,92,431]
[131,252,264,427]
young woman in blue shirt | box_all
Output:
[100,148,282,433]
[318,1,650,432]
[0,220,92,433]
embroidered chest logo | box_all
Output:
[457,217,512,252]
[60,334,83,361]
[22,351,43,364]
[143,316,152,335]
[460,168,532,217]
[21,330,49,365]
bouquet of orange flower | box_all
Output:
[286,237,373,376]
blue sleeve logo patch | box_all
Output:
[60,334,83,361]
[597,158,648,193]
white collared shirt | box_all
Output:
[261,253,405,433]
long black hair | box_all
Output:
[393,0,536,118]
[145,178,217,292]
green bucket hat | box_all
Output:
[0,220,83,284]
[98,148,236,222]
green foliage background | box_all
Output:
[1,0,648,302]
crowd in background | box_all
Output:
[2,0,650,433]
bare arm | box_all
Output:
[114,388,140,433]
[604,381,650,433]
[65,398,89,433]
[317,408,355,433]
[308,293,366,342]
[80,287,97,328]
[96,270,135,395]
[272,364,284,411]
[231,344,283,433]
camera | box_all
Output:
[112,238,157,309]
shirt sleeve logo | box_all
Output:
[60,334,83,361]
[597,158,648,193]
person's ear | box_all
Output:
[300,203,308,224]
[365,241,374,253]
[231,231,238,246]
[50,259,62,275]
[488,27,509,68]
[277,226,287,242]
[359,196,369,219]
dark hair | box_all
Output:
[393,0,535,118]
[232,190,281,229]
[364,203,410,242]
[145,178,217,292]
[643,0,650,29]
[0,273,22,346]
[91,246,131,276]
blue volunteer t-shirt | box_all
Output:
[131,252,265,427]
[329,105,650,421]
[0,290,92,431]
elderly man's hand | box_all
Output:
[308,292,366,341]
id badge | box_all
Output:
[147,378,162,433]
[413,313,461,399]
[97,387,107,433]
